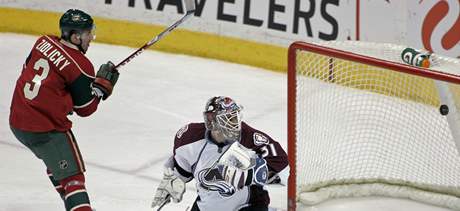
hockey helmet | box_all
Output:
[203,96,243,142]
[59,9,95,41]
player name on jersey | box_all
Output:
[35,39,71,71]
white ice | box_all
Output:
[0,33,454,211]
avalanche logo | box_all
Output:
[253,133,269,146]
[421,0,460,57]
[197,167,235,197]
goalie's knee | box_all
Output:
[59,174,92,211]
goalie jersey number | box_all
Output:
[254,133,277,157]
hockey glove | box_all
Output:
[217,142,268,189]
[92,61,119,100]
[218,142,257,170]
[151,168,186,210]
[220,156,268,189]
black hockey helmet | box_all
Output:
[59,9,94,41]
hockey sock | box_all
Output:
[47,169,70,210]
[47,169,64,195]
[59,174,92,211]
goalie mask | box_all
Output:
[203,96,243,142]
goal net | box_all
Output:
[287,41,460,211]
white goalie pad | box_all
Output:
[218,142,256,170]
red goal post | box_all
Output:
[287,41,460,211]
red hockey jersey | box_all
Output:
[10,35,100,132]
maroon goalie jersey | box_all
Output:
[172,122,289,211]
[10,35,100,132]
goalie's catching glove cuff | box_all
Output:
[92,61,119,100]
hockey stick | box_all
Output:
[115,0,196,69]
[156,196,171,211]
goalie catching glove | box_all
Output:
[217,142,268,189]
[151,167,186,209]
[92,61,119,100]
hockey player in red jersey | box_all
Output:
[152,96,290,211]
[9,9,119,211]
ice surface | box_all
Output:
[1,33,451,211]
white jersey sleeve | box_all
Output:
[172,123,207,182]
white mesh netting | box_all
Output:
[292,42,460,210]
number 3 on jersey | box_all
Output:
[24,58,50,100]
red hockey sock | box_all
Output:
[60,174,92,211]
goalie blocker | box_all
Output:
[151,96,289,211]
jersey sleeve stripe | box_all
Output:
[174,158,193,178]
[45,36,95,79]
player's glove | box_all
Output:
[217,142,268,189]
[220,156,268,189]
[218,142,256,170]
[151,167,186,210]
[92,61,119,100]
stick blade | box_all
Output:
[183,0,196,12]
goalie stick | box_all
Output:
[115,0,195,69]
[156,196,170,211]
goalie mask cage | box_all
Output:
[287,41,460,211]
